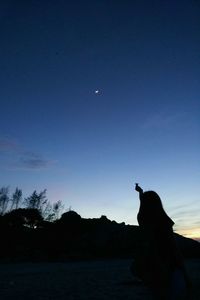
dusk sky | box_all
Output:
[0,1,199,240]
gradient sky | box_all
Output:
[0,0,199,240]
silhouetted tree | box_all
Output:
[23,208,43,228]
[60,210,81,223]
[53,200,64,219]
[42,200,52,220]
[0,186,10,215]
[23,189,64,221]
[24,190,46,209]
[23,189,52,218]
[4,208,43,228]
[46,200,64,222]
[10,187,22,210]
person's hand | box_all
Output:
[135,183,143,193]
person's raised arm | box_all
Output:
[135,183,143,201]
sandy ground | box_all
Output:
[0,259,199,300]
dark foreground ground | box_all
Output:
[0,259,199,300]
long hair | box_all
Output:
[137,191,174,228]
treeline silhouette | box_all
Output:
[0,187,63,221]
[0,187,199,262]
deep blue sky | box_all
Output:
[0,0,199,239]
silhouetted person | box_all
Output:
[134,183,190,300]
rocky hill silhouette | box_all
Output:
[0,210,199,262]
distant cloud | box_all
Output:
[0,138,19,152]
[170,208,200,224]
[169,200,200,219]
[19,153,56,170]
[0,137,56,170]
[141,112,186,129]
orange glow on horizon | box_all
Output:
[176,228,200,242]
